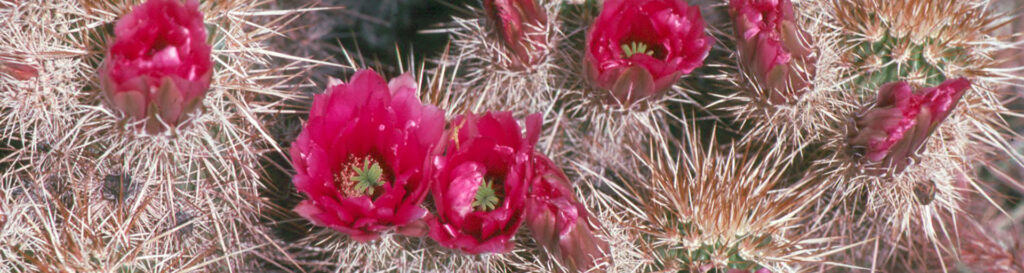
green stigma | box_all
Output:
[621,41,655,58]
[472,180,500,211]
[351,158,385,195]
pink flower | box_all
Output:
[99,0,212,135]
[428,112,541,254]
[848,78,971,172]
[525,154,609,271]
[484,0,549,70]
[585,0,712,105]
[730,0,815,104]
[291,70,445,242]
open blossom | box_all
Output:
[730,0,815,104]
[484,0,549,70]
[428,112,541,254]
[99,0,212,135]
[526,154,609,271]
[585,0,712,105]
[291,70,445,242]
[848,78,971,172]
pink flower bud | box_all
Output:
[585,0,712,106]
[98,0,212,135]
[848,78,971,172]
[1,53,38,81]
[483,0,549,70]
[291,70,445,242]
[526,154,610,272]
[729,0,815,104]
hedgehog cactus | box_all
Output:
[2,0,1023,272]
[0,0,312,270]
[834,0,982,92]
[614,127,828,273]
[737,0,1020,269]
[444,0,558,115]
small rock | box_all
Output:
[102,173,138,204]
[175,211,194,237]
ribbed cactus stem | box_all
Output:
[647,218,772,271]
[847,31,960,97]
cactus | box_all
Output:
[2,0,1022,272]
[0,0,314,270]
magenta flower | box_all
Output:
[484,0,549,70]
[585,0,712,105]
[99,0,212,135]
[291,70,445,242]
[525,154,609,271]
[730,0,815,104]
[848,78,971,172]
[428,112,541,254]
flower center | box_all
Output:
[621,41,655,59]
[473,178,502,211]
[334,155,390,198]
[147,37,170,57]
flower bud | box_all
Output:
[730,0,815,104]
[483,0,549,70]
[526,154,610,272]
[1,53,38,81]
[848,78,971,173]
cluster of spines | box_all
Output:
[3,0,1022,272]
[0,0,324,271]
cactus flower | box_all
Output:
[729,0,815,104]
[483,0,549,70]
[428,112,541,254]
[526,154,609,271]
[99,0,212,135]
[584,0,712,106]
[291,70,445,242]
[848,78,971,172]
